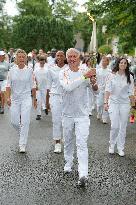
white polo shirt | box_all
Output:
[34,64,48,90]
[105,72,134,104]
[59,66,92,118]
[7,65,35,101]
[47,64,67,95]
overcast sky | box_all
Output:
[4,0,88,16]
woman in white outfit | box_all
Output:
[85,58,97,116]
[6,49,37,153]
[104,57,134,156]
[59,48,98,187]
[96,56,111,123]
[34,55,48,120]
[47,51,67,153]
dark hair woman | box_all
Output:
[104,57,134,157]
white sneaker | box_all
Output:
[102,119,108,124]
[19,145,26,153]
[54,143,61,153]
[118,150,125,157]
[89,111,93,116]
[92,105,95,110]
[109,145,114,154]
[64,163,72,173]
[78,177,88,187]
[97,114,101,120]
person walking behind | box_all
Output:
[47,48,57,66]
[59,48,98,187]
[96,56,111,123]
[104,57,134,156]
[47,51,67,153]
[6,49,37,153]
[0,50,10,114]
[8,48,15,65]
[85,57,97,116]
[34,55,48,120]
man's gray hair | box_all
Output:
[66,48,80,58]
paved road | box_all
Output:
[0,108,136,205]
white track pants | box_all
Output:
[62,116,90,178]
[50,94,63,140]
[36,89,47,115]
[10,97,32,146]
[97,91,109,121]
[108,103,130,151]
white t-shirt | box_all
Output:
[47,56,56,66]
[47,64,67,95]
[59,66,93,117]
[7,65,35,101]
[97,67,111,93]
[105,72,134,104]
[34,64,48,90]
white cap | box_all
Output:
[0,51,5,56]
[106,54,112,58]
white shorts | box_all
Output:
[0,80,7,92]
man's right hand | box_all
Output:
[84,69,96,79]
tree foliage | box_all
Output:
[98,44,112,55]
[2,0,136,54]
[53,0,77,20]
[0,15,12,49]
[0,0,6,27]
[17,0,52,17]
[73,12,93,52]
[0,1,12,49]
[12,16,75,52]
[0,0,5,13]
[86,0,136,53]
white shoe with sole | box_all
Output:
[118,150,125,157]
[102,119,108,124]
[19,145,26,153]
[78,177,88,187]
[89,111,93,116]
[97,114,101,120]
[54,143,61,153]
[109,145,114,154]
[64,165,72,173]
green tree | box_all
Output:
[86,0,136,54]
[53,0,77,20]
[73,12,93,52]
[17,0,52,17]
[0,0,6,30]
[98,44,112,55]
[0,0,5,13]
[0,1,13,49]
[12,16,75,52]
